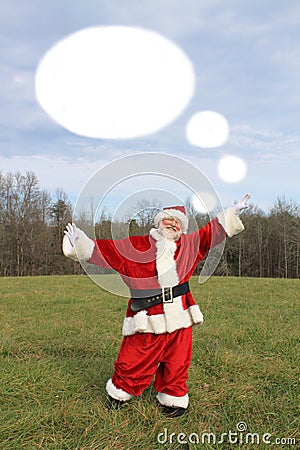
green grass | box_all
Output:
[0,276,299,449]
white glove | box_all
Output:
[62,223,95,261]
[233,194,251,214]
[64,223,79,247]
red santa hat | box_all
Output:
[154,205,188,233]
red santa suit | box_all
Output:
[63,206,245,409]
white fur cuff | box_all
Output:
[106,378,133,402]
[157,392,189,409]
[189,304,204,324]
[62,229,95,261]
[217,207,245,238]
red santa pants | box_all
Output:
[111,327,192,401]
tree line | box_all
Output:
[0,171,78,276]
[0,170,299,279]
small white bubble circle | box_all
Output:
[186,110,229,148]
[218,155,247,183]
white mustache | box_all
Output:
[166,225,177,231]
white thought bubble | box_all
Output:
[35,26,195,139]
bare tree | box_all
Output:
[269,196,300,278]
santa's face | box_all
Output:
[159,218,182,240]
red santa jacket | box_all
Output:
[88,217,227,336]
[63,208,244,335]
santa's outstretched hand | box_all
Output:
[233,194,251,215]
[64,223,79,247]
[62,222,95,261]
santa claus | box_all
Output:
[63,194,250,417]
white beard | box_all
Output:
[150,227,179,287]
[158,224,182,241]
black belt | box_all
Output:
[130,282,190,312]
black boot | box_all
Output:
[107,395,127,411]
[160,405,188,418]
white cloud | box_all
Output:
[230,124,300,160]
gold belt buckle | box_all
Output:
[162,286,173,303]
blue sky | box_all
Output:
[1,0,300,212]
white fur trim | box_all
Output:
[106,378,132,401]
[217,207,245,238]
[123,312,165,335]
[122,304,203,336]
[157,392,189,409]
[75,229,95,261]
[153,233,188,332]
[163,296,185,333]
[154,209,188,233]
[124,310,149,334]
[150,228,162,241]
[154,236,178,287]
[189,304,204,324]
[63,228,95,261]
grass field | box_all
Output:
[0,275,299,449]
